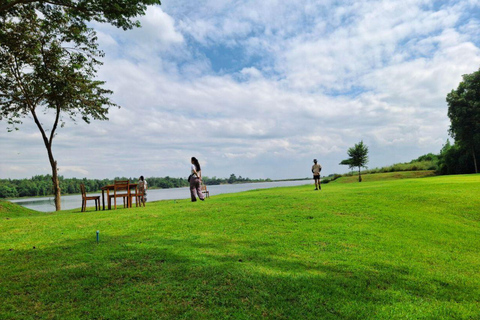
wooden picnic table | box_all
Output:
[101,183,138,210]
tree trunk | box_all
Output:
[358,167,362,182]
[473,146,478,174]
[45,143,61,210]
[49,153,62,211]
[30,106,62,211]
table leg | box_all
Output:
[107,189,111,210]
[102,189,105,210]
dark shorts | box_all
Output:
[313,175,320,180]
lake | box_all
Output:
[11,180,311,212]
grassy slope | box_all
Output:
[0,174,479,319]
[333,170,436,183]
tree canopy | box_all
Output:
[0,4,116,129]
[340,141,369,182]
[446,68,480,173]
[0,0,161,30]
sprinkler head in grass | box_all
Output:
[96,230,99,244]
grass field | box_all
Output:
[334,170,436,183]
[1,173,479,319]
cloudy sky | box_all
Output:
[1,0,480,180]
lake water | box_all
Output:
[10,180,311,212]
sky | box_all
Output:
[1,0,480,180]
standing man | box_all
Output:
[312,159,322,190]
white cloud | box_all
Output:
[275,1,464,92]
[2,0,480,180]
[93,6,185,64]
[59,166,90,176]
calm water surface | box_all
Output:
[11,180,310,212]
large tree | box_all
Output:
[340,141,369,182]
[446,68,480,174]
[1,1,160,210]
[0,4,120,210]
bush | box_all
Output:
[437,141,477,175]
[0,184,18,198]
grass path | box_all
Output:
[1,174,479,319]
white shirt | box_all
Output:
[138,180,147,191]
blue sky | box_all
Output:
[1,0,480,180]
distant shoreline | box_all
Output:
[4,178,311,201]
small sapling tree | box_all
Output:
[340,141,369,182]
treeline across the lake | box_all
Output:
[0,174,272,198]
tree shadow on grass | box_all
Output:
[1,234,479,320]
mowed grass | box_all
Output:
[1,174,479,319]
[334,170,436,183]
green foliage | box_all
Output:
[446,68,480,173]
[339,159,352,166]
[320,173,343,184]
[365,160,438,174]
[0,174,272,199]
[0,4,117,129]
[437,139,477,175]
[0,1,160,210]
[333,170,436,183]
[228,173,237,184]
[0,0,161,30]
[330,152,440,183]
[1,175,480,319]
[409,152,439,164]
[207,173,270,185]
[0,184,18,198]
[0,3,120,210]
[340,140,369,182]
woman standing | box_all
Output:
[189,157,205,202]
[138,175,148,203]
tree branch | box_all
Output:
[0,0,85,13]
[38,36,62,148]
[9,53,36,112]
[49,102,61,147]
[29,104,50,149]
[0,0,36,12]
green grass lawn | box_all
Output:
[334,170,436,183]
[1,174,479,319]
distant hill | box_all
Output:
[323,153,439,184]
